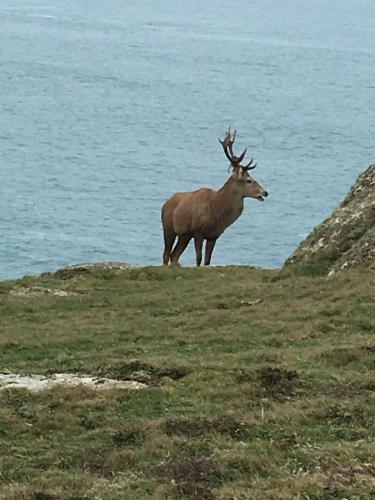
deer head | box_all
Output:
[219,128,268,201]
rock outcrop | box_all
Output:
[42,262,134,279]
[284,164,375,275]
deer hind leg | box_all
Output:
[194,236,204,267]
[163,230,177,265]
[170,235,192,266]
[204,239,217,266]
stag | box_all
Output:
[161,128,268,266]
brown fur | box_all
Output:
[161,167,268,266]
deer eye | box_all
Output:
[246,179,253,184]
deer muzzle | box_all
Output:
[257,190,268,202]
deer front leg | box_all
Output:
[204,239,217,266]
[194,236,204,267]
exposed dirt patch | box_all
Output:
[50,262,133,279]
[165,415,251,441]
[155,457,222,499]
[257,366,300,398]
[0,373,147,392]
[99,361,189,385]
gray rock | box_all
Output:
[9,286,78,297]
[0,372,146,392]
[50,262,134,279]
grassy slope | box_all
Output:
[0,265,374,499]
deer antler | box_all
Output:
[218,128,248,165]
[243,158,257,171]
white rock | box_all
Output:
[0,373,147,392]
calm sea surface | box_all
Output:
[1,0,374,279]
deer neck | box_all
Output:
[212,178,244,227]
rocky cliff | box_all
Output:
[284,164,375,275]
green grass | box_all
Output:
[0,264,374,499]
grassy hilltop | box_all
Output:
[0,263,374,499]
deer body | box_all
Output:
[166,183,243,239]
[162,129,268,266]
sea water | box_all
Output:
[1,0,374,279]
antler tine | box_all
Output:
[236,147,248,163]
[218,140,233,163]
[218,127,235,163]
[228,129,248,164]
[225,127,234,146]
[227,128,236,158]
[219,127,248,165]
[243,158,257,170]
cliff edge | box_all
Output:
[284,163,375,275]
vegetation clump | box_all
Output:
[257,366,300,398]
[155,457,222,500]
